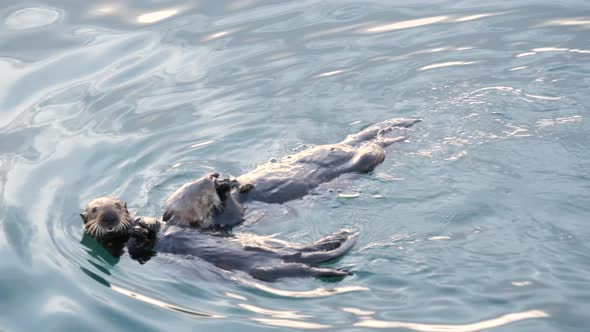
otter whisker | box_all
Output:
[84,217,133,239]
[116,220,131,233]
[122,218,132,228]
[87,223,98,236]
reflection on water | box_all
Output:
[235,277,369,298]
[1,0,589,331]
[540,18,590,27]
[454,13,502,22]
[363,12,503,34]
[225,292,248,300]
[354,310,549,331]
[252,318,331,329]
[239,303,311,319]
[4,7,60,30]
[419,61,478,71]
[365,16,449,33]
[371,46,474,63]
[342,307,375,316]
[90,4,121,16]
[516,47,590,58]
[532,47,590,54]
[111,285,225,318]
[536,115,583,128]
[136,9,182,24]
[202,30,239,42]
[315,70,345,78]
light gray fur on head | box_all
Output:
[81,196,133,239]
[163,176,222,227]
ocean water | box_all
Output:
[0,0,589,331]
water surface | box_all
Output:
[0,0,589,331]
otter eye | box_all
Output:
[91,207,97,213]
[115,202,121,208]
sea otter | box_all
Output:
[81,194,357,281]
[162,117,420,227]
[80,196,161,263]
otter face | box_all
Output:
[80,197,132,239]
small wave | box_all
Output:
[536,115,583,128]
[236,277,368,298]
[354,310,549,331]
[111,285,224,318]
[4,7,61,30]
[252,318,331,329]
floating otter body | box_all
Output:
[163,118,420,226]
[235,117,420,203]
[81,196,356,281]
[81,118,420,280]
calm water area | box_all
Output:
[0,0,589,331]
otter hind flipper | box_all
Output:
[284,231,359,264]
[298,229,356,252]
[342,118,421,147]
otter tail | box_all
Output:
[342,118,421,148]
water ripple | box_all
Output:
[354,310,549,331]
[4,7,61,30]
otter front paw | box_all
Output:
[239,183,254,193]
[129,225,149,242]
[214,178,238,193]
[214,177,240,204]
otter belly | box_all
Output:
[155,226,282,272]
[236,143,385,203]
[154,225,357,281]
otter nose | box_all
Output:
[101,210,119,224]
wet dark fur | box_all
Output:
[81,197,357,280]
[234,118,420,203]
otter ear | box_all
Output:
[80,212,88,223]
[124,202,128,210]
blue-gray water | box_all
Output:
[0,0,589,331]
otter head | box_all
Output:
[162,175,222,227]
[80,197,133,239]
